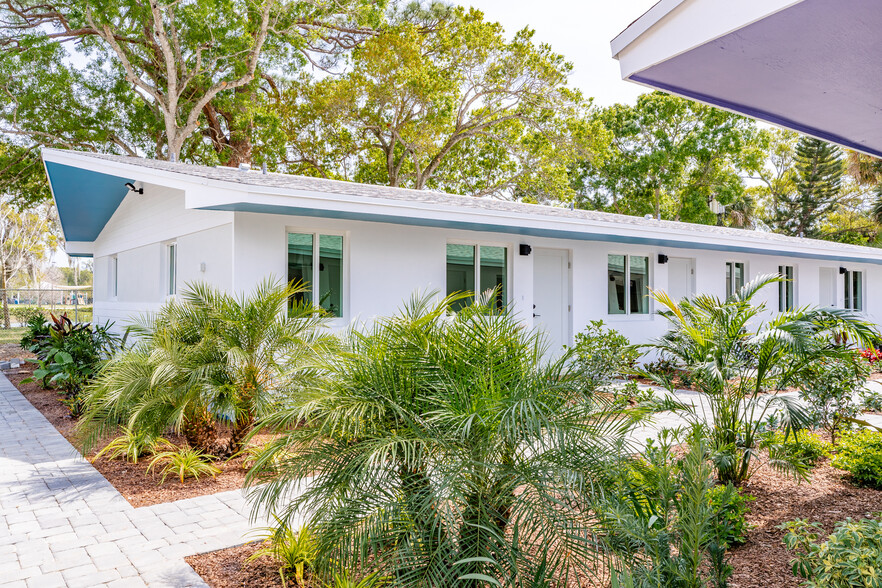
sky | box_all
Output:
[453,0,658,107]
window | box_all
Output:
[725,262,745,298]
[287,232,344,317]
[844,270,863,311]
[608,254,649,315]
[110,256,118,298]
[166,243,177,296]
[778,265,795,311]
[446,243,508,311]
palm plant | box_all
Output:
[247,291,640,586]
[644,274,878,484]
[77,279,334,457]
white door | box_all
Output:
[667,257,695,302]
[533,248,570,354]
[819,267,836,307]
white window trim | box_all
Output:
[843,269,865,312]
[166,242,177,297]
[777,264,797,312]
[285,227,349,321]
[109,255,119,300]
[446,239,512,305]
[607,252,652,318]
[725,260,748,298]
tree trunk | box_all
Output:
[182,407,218,454]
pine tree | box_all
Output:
[772,137,843,238]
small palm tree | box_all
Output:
[78,279,334,456]
[644,274,878,484]
[247,291,639,586]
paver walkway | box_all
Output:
[0,372,271,588]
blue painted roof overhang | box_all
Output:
[199,202,882,266]
[43,160,132,243]
[611,0,882,158]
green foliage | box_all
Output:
[10,305,46,326]
[764,431,831,467]
[574,91,760,225]
[248,521,318,586]
[570,320,638,386]
[77,280,333,457]
[831,430,882,489]
[601,429,734,588]
[93,426,170,464]
[19,314,50,349]
[328,572,385,588]
[247,292,635,585]
[781,515,882,587]
[644,275,878,484]
[862,390,882,413]
[797,354,870,445]
[147,447,221,484]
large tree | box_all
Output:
[279,3,602,200]
[768,136,844,238]
[0,0,384,166]
[572,92,759,225]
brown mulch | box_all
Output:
[0,342,34,362]
[3,358,262,508]
[727,456,882,588]
[186,542,289,588]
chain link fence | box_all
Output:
[1,287,94,326]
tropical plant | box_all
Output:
[705,483,754,548]
[763,430,831,467]
[601,428,734,588]
[328,572,386,588]
[644,274,878,484]
[93,426,170,464]
[247,291,638,586]
[147,447,221,484]
[570,320,639,386]
[862,390,882,413]
[830,430,882,489]
[781,514,882,587]
[248,520,318,586]
[796,355,869,445]
[76,279,333,456]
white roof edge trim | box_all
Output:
[611,0,805,78]
[610,0,686,58]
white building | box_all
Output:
[41,149,882,350]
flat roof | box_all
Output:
[42,148,882,264]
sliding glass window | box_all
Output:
[726,262,745,298]
[287,232,344,317]
[446,243,507,311]
[608,254,649,315]
[844,270,863,311]
[778,265,795,311]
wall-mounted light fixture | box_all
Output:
[124,182,143,194]
[657,254,669,264]
[839,266,848,274]
[519,244,532,256]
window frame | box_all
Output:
[844,269,864,312]
[285,228,348,319]
[166,242,177,296]
[110,255,119,299]
[778,264,795,312]
[445,239,511,308]
[607,252,652,317]
[725,261,747,298]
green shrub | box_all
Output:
[706,483,755,548]
[329,572,385,588]
[831,430,882,489]
[19,314,50,349]
[862,390,882,413]
[797,357,869,445]
[10,306,46,327]
[93,426,170,463]
[147,447,221,484]
[248,521,317,586]
[571,320,639,385]
[781,514,882,587]
[765,430,831,467]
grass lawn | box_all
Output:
[0,327,26,345]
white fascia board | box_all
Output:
[64,241,94,256]
[612,0,804,79]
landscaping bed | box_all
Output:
[187,542,284,588]
[4,360,258,508]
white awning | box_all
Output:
[611,0,882,157]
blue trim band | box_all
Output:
[199,202,882,266]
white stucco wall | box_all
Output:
[87,187,882,349]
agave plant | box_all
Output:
[77,279,335,457]
[247,291,641,586]
[644,274,878,484]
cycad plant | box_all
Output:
[77,279,334,456]
[645,274,878,484]
[247,292,640,586]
